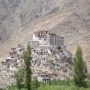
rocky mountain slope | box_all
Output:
[0,0,58,44]
[0,0,90,72]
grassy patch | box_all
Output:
[38,85,90,90]
[8,80,90,90]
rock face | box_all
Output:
[0,32,72,88]
[0,0,58,43]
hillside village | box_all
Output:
[0,31,72,88]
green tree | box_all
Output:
[15,68,25,90]
[23,45,32,90]
[73,46,87,87]
[32,79,40,89]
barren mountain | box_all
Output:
[0,0,90,72]
[0,0,58,43]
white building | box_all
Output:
[31,31,64,47]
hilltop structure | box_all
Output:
[31,31,64,47]
[0,31,72,88]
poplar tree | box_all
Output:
[73,46,87,87]
[15,69,24,90]
[23,45,32,90]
